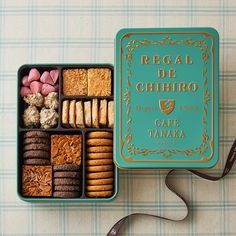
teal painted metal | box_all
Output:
[115,28,219,169]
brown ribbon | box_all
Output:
[107,139,236,236]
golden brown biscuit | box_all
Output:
[63,69,87,96]
[87,131,113,139]
[99,99,107,127]
[108,101,114,128]
[51,135,82,165]
[69,100,76,128]
[88,68,111,96]
[92,98,99,128]
[75,101,85,128]
[86,139,113,146]
[62,100,69,127]
[86,165,113,172]
[86,185,113,191]
[87,146,113,153]
[86,191,113,198]
[86,159,113,166]
[86,171,113,179]
[86,178,114,185]
[84,101,91,127]
[87,152,113,159]
[22,165,52,197]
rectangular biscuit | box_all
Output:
[92,98,99,128]
[99,99,107,127]
[108,101,114,128]
[62,100,69,127]
[51,134,82,165]
[69,100,76,128]
[75,101,85,128]
[84,101,91,127]
[63,69,88,96]
[88,68,111,96]
[22,165,52,197]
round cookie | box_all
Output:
[86,139,113,146]
[87,146,113,153]
[87,152,113,159]
[53,191,80,198]
[86,159,113,166]
[24,131,50,139]
[86,171,113,179]
[24,150,49,159]
[24,137,49,145]
[86,191,113,198]
[86,178,114,186]
[54,171,80,179]
[86,165,113,173]
[87,132,113,139]
[53,164,81,172]
[86,184,113,191]
[54,185,80,192]
[53,178,80,186]
[24,158,50,165]
[24,143,50,152]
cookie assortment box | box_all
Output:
[17,64,118,201]
[17,27,219,201]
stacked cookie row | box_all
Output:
[53,164,81,198]
[86,132,114,198]
[62,99,114,128]
[23,131,50,165]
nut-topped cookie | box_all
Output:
[51,135,82,165]
[22,165,52,197]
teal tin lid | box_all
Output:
[115,28,219,169]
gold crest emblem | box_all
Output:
[159,99,175,115]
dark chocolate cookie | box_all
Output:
[24,150,49,159]
[24,143,50,152]
[53,178,80,186]
[53,191,80,198]
[24,131,50,139]
[24,137,49,145]
[24,158,50,165]
[53,171,80,179]
[52,164,81,172]
[54,185,81,192]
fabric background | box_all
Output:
[0,0,236,235]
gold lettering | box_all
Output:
[169,69,176,78]
[158,68,166,78]
[175,55,182,64]
[141,55,149,64]
[179,83,187,92]
[153,55,160,64]
[188,82,198,92]
[162,83,171,92]
[146,83,155,92]
[136,82,144,92]
[163,55,171,64]
[186,55,193,64]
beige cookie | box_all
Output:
[86,159,113,166]
[62,100,69,127]
[86,139,113,146]
[84,101,91,127]
[86,165,113,172]
[99,99,107,127]
[87,131,113,139]
[86,190,113,198]
[86,171,113,179]
[86,178,114,185]
[69,100,76,128]
[76,101,85,128]
[108,101,114,128]
[86,184,113,191]
[87,146,113,153]
[92,98,99,128]
[87,152,113,159]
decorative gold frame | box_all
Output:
[119,32,215,163]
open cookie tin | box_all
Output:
[17,64,118,202]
